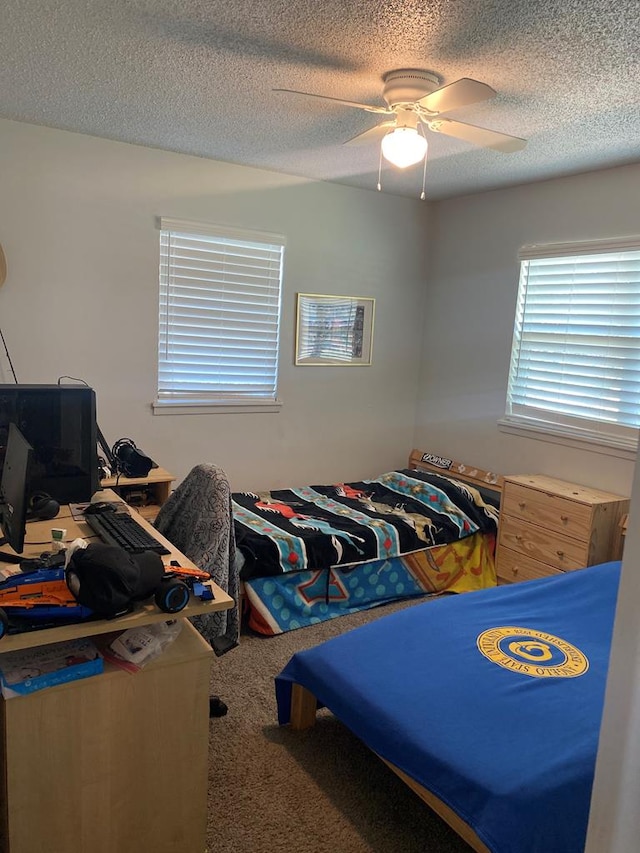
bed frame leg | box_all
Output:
[290,684,317,730]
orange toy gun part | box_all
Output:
[164,565,211,582]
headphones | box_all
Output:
[111,438,155,479]
[28,491,60,521]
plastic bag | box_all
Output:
[105,620,182,673]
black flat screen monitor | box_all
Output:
[0,385,99,504]
[0,423,33,555]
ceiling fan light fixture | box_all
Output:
[381,126,428,169]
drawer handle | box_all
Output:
[511,567,519,576]
[515,535,522,541]
[556,550,565,558]
[518,502,526,509]
[560,515,569,523]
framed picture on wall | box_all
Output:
[295,293,375,366]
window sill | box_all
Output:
[497,417,638,462]
[152,399,283,415]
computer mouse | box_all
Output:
[84,501,118,515]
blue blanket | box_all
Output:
[276,562,621,853]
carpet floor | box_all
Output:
[206,598,475,853]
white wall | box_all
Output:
[416,163,640,495]
[0,119,430,490]
[585,452,640,851]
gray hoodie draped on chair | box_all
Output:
[154,463,239,648]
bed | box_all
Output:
[232,450,502,634]
[275,560,621,853]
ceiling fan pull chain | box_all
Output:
[377,146,383,192]
[420,151,427,201]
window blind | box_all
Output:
[505,244,640,448]
[157,218,284,406]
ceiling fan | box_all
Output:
[274,69,527,172]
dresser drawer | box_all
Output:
[502,481,592,540]
[498,515,589,570]
[496,546,564,584]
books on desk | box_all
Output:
[0,637,103,699]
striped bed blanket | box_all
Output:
[233,468,499,579]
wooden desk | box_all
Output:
[0,494,233,853]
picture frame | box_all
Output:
[295,293,375,366]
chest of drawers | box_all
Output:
[496,474,629,584]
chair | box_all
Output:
[154,463,239,653]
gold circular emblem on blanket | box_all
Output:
[477,626,589,678]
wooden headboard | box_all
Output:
[408,449,504,493]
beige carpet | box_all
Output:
[207,599,475,853]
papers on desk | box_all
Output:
[0,637,103,698]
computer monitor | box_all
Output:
[0,423,33,556]
[0,385,99,504]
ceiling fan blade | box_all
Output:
[428,117,527,152]
[417,78,496,114]
[344,121,396,145]
[272,89,392,115]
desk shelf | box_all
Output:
[99,467,175,522]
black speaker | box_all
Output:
[112,438,155,479]
[28,491,60,520]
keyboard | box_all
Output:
[84,511,170,555]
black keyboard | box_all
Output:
[84,511,170,555]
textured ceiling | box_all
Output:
[1,0,639,200]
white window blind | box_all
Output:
[157,218,284,408]
[504,237,640,451]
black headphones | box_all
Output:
[28,491,61,521]
[111,438,155,479]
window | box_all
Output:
[501,236,640,453]
[155,218,284,412]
